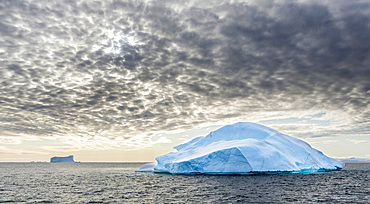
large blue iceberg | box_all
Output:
[50,155,75,163]
[137,122,345,174]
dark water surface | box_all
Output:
[0,163,369,203]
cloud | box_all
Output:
[0,146,48,155]
[0,0,369,148]
[0,134,41,144]
[347,139,369,144]
[151,136,172,144]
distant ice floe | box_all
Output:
[137,122,345,175]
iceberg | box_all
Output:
[50,155,75,163]
[136,162,157,172]
[137,122,345,174]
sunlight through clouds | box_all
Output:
[103,29,142,56]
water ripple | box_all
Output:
[0,163,369,203]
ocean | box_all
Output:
[0,162,369,203]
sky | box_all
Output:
[0,0,369,162]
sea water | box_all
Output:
[0,163,369,203]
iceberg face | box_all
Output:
[50,155,75,163]
[137,122,345,174]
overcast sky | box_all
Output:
[0,0,369,161]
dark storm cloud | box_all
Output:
[0,0,369,143]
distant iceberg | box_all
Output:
[50,155,75,163]
[137,122,345,174]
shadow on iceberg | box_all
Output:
[137,122,345,175]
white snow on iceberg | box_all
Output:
[137,122,345,174]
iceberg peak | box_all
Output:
[174,122,279,152]
[137,122,345,174]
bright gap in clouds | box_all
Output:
[1,113,370,162]
[103,30,141,56]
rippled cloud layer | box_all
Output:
[1,0,369,149]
